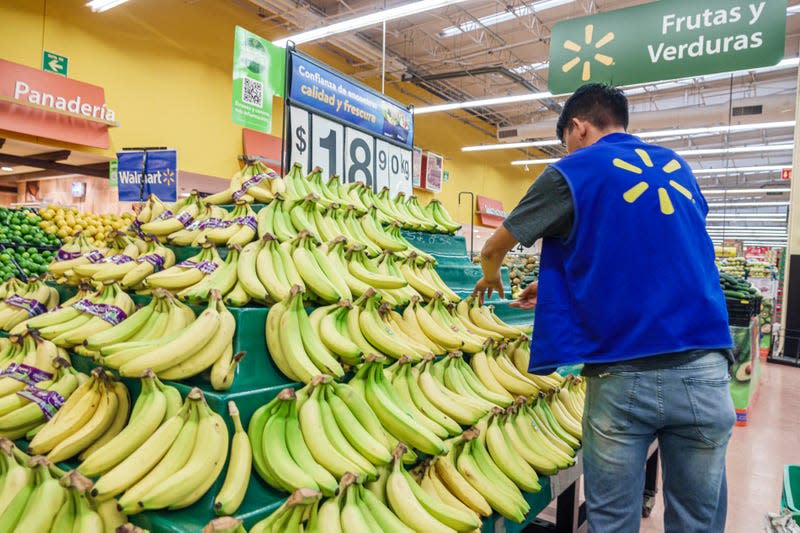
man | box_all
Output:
[474,83,735,533]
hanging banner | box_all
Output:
[232,26,286,133]
[548,0,787,94]
[285,50,414,196]
[117,150,178,202]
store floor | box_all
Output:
[639,361,800,533]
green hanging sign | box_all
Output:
[548,0,787,94]
[232,26,286,133]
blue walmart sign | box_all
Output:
[117,150,178,202]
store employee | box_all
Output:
[474,83,735,533]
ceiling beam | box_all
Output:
[0,153,107,178]
[25,150,71,162]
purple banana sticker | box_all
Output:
[4,295,47,317]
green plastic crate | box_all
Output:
[783,465,800,513]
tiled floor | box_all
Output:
[640,361,800,533]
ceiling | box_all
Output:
[245,0,799,245]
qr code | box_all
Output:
[242,77,263,107]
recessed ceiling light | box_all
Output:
[1,167,13,172]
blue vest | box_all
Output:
[530,133,732,371]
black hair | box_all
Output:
[555,83,629,142]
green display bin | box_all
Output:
[783,465,800,513]
[480,476,553,533]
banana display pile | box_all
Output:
[81,290,240,389]
[202,162,460,234]
[0,440,128,532]
[0,334,87,440]
[47,232,176,288]
[0,278,60,332]
[11,281,135,348]
[267,290,529,383]
[246,357,584,529]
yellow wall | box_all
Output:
[0,0,545,221]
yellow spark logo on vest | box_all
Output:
[614,149,694,215]
[561,24,616,81]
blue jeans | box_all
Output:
[582,351,736,533]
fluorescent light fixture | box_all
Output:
[639,121,796,139]
[0,167,12,172]
[273,0,466,46]
[707,215,787,221]
[464,121,796,153]
[511,158,560,166]
[702,188,791,195]
[706,226,787,231]
[415,91,553,115]
[677,144,793,157]
[693,165,786,174]
[510,61,549,75]
[462,140,561,152]
[439,0,571,37]
[706,201,790,208]
[86,0,129,12]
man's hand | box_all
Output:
[510,281,538,310]
[474,275,505,304]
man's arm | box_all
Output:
[472,166,575,303]
[474,225,518,303]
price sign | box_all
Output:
[285,50,413,196]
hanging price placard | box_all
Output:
[285,50,413,195]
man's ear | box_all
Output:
[572,118,588,144]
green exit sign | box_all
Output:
[42,51,68,76]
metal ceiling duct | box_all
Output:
[496,95,797,141]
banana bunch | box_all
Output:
[93,388,229,513]
[71,232,144,279]
[204,517,246,533]
[288,231,351,303]
[545,378,585,441]
[514,395,582,469]
[0,449,123,532]
[287,194,334,241]
[0,277,26,300]
[311,301,365,366]
[27,368,128,463]
[138,190,203,237]
[345,245,407,293]
[424,199,461,234]
[214,401,251,516]
[349,356,447,456]
[197,201,258,247]
[353,290,431,362]
[166,203,229,246]
[385,222,434,261]
[507,335,567,391]
[0,331,61,398]
[397,254,460,303]
[237,233,298,303]
[360,207,408,252]
[110,291,240,389]
[340,206,381,256]
[470,340,540,397]
[178,245,240,304]
[134,193,171,225]
[389,191,438,231]
[143,243,223,292]
[0,278,59,332]
[78,370,182,477]
[14,282,134,348]
[204,161,285,205]
[112,239,177,289]
[281,164,322,203]
[323,238,398,305]
[266,286,345,383]
[407,295,483,353]
[256,195,298,242]
[0,356,84,440]
[47,232,109,283]
[248,487,321,533]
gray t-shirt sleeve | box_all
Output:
[502,166,575,247]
